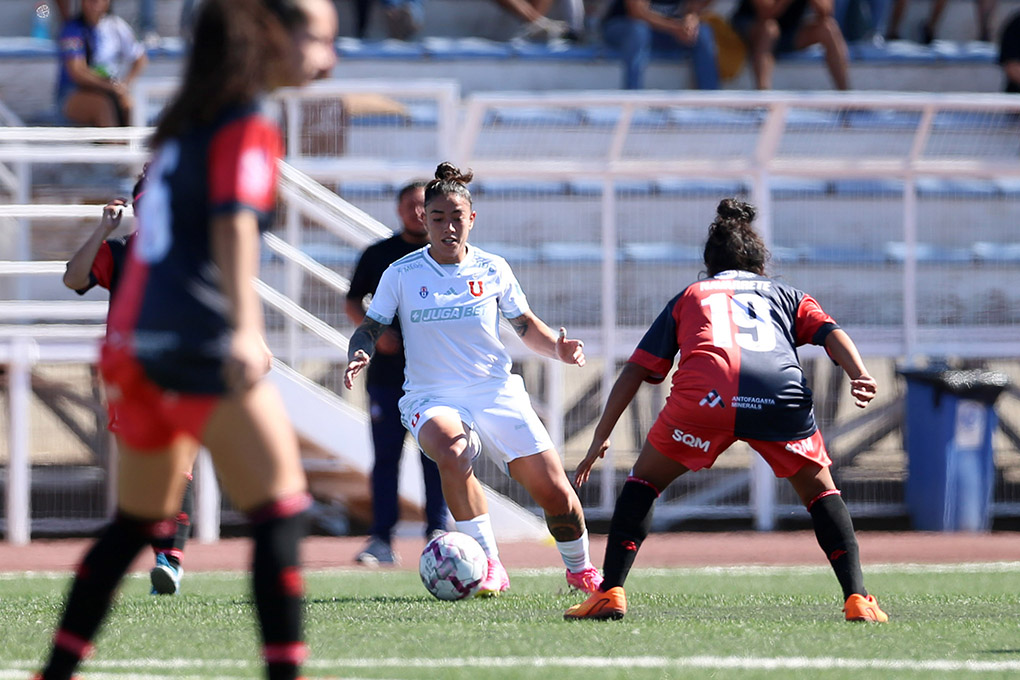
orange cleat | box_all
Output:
[564,586,627,621]
[843,593,888,622]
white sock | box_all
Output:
[456,514,499,560]
[556,530,590,572]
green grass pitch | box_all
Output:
[3,564,1020,679]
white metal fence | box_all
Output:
[3,83,1020,542]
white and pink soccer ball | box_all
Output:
[418,531,487,601]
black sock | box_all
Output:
[809,492,866,600]
[601,479,658,591]
[151,477,193,569]
[249,495,311,680]
[41,512,173,680]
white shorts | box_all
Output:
[399,374,554,472]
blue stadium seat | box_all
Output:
[510,41,603,61]
[485,106,583,126]
[884,241,974,263]
[830,179,903,197]
[666,107,765,127]
[915,177,1000,197]
[475,180,569,196]
[622,242,702,263]
[422,37,512,60]
[336,38,425,59]
[539,241,612,262]
[337,181,394,197]
[655,178,748,196]
[769,177,830,197]
[972,241,1020,262]
[473,241,540,263]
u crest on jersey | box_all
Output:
[468,281,484,297]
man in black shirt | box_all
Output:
[345,180,449,566]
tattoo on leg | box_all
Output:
[545,510,584,542]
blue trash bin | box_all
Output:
[899,369,1009,531]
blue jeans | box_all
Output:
[139,0,156,34]
[834,0,891,39]
[367,385,448,541]
[602,16,719,90]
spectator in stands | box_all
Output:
[731,0,850,90]
[601,0,720,90]
[34,2,337,680]
[346,181,450,566]
[62,176,194,597]
[886,0,995,43]
[834,0,890,44]
[55,0,148,126]
[999,10,1020,92]
[344,0,426,40]
[495,0,584,41]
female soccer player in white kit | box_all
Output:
[345,162,602,596]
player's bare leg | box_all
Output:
[509,449,602,592]
[418,416,506,594]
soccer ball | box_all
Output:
[418,531,488,601]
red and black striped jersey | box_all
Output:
[105,103,282,394]
[630,270,839,441]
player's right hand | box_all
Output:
[343,349,371,389]
[850,373,877,408]
[574,437,610,488]
[101,198,127,235]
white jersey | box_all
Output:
[366,244,529,394]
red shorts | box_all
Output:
[646,414,831,478]
[100,347,219,451]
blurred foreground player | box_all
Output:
[36,1,338,679]
[565,198,888,623]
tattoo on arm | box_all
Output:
[509,315,530,338]
[347,318,387,362]
[545,510,585,542]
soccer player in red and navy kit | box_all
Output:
[63,177,194,597]
[565,198,888,623]
[36,1,338,679]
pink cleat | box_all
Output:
[565,564,604,594]
[475,557,510,597]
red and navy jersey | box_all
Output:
[630,270,839,441]
[105,103,282,394]
[74,232,135,302]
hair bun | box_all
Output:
[716,198,755,223]
[434,162,473,185]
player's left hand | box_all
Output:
[556,327,585,367]
[850,373,877,408]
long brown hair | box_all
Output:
[151,0,308,146]
[703,198,770,277]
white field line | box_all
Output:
[4,655,1020,675]
[6,561,1020,581]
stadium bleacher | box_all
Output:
[0,0,1014,124]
